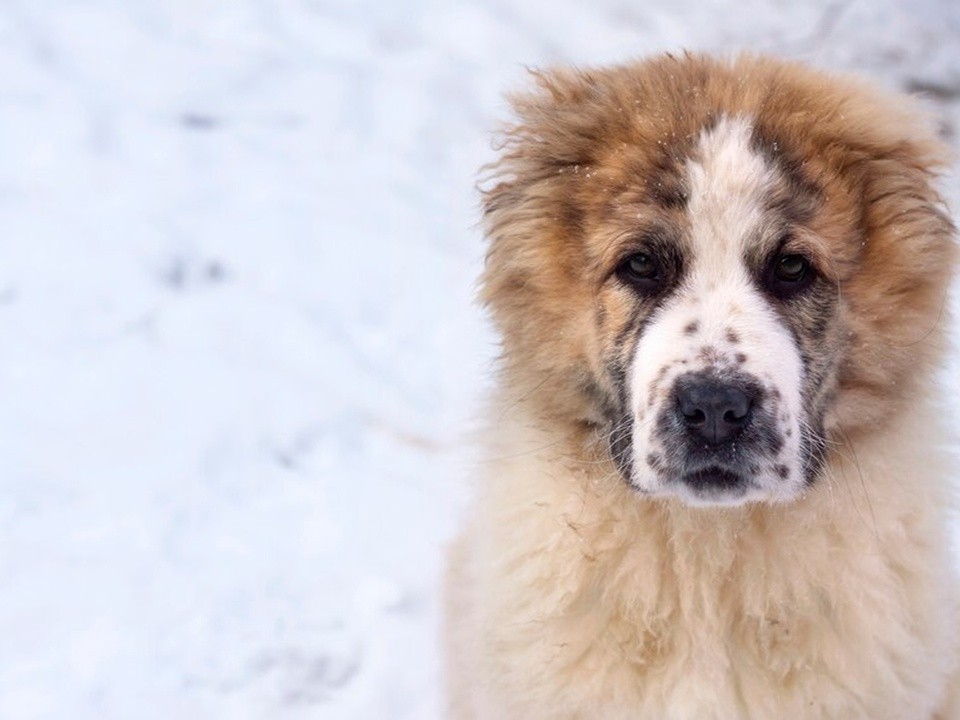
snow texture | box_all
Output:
[0,1,959,718]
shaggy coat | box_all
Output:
[446,54,960,719]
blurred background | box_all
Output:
[0,1,958,718]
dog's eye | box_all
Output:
[625,253,658,279]
[616,252,661,292]
[775,254,809,282]
[765,252,815,298]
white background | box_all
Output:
[1,1,959,718]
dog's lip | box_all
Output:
[680,465,745,490]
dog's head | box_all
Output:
[482,54,956,506]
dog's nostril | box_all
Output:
[723,408,748,424]
[675,375,757,446]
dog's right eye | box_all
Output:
[616,252,662,293]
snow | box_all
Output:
[0,1,958,718]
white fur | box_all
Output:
[629,117,805,505]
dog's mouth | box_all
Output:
[683,466,744,490]
[672,465,752,505]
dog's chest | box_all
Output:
[476,491,948,720]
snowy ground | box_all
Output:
[1,2,959,719]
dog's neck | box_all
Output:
[485,385,953,562]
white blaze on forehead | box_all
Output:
[625,115,807,505]
[686,116,778,266]
[681,115,783,334]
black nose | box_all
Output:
[676,376,755,445]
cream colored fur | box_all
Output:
[446,384,960,719]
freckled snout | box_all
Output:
[675,374,756,445]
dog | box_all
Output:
[445,53,960,719]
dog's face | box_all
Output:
[609,116,831,505]
[482,55,956,507]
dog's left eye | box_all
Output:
[616,252,662,293]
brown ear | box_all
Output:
[478,68,621,417]
[480,68,604,301]
[833,125,957,434]
[479,72,586,335]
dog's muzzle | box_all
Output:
[662,370,774,497]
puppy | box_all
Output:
[445,53,960,719]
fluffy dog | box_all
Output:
[445,53,960,719]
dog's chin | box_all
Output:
[632,466,805,508]
[673,481,759,508]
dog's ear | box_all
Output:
[479,69,600,260]
[486,67,612,179]
[476,67,627,411]
[478,69,600,343]
[832,92,958,433]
